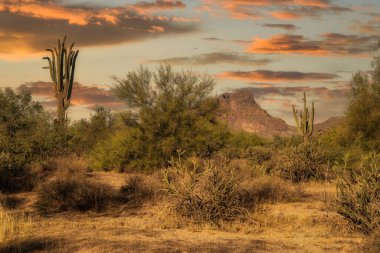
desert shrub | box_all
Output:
[0,88,57,192]
[271,144,328,182]
[90,128,144,172]
[238,176,301,210]
[37,176,116,213]
[220,131,268,159]
[0,205,32,246]
[272,135,303,148]
[163,154,246,223]
[335,152,380,234]
[69,105,116,154]
[108,65,230,171]
[119,175,156,204]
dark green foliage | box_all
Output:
[37,177,116,213]
[105,65,229,171]
[346,51,380,150]
[335,152,380,234]
[70,105,115,153]
[0,88,53,192]
[219,131,268,159]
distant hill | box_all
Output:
[217,89,293,137]
[314,117,344,133]
[217,89,343,137]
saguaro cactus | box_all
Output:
[292,92,314,143]
[43,36,79,124]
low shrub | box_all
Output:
[271,144,328,182]
[335,152,380,235]
[238,176,301,210]
[119,175,156,205]
[163,154,246,223]
[37,177,116,213]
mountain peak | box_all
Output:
[217,89,292,137]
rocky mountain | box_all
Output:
[217,89,293,137]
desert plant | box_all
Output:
[119,175,156,205]
[37,176,116,213]
[335,152,380,234]
[346,49,380,150]
[272,144,328,182]
[238,176,301,209]
[163,152,246,223]
[293,92,314,143]
[108,65,229,170]
[43,36,79,124]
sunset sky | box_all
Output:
[0,0,379,124]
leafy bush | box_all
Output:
[37,177,116,213]
[107,65,230,171]
[271,144,328,182]
[220,131,268,159]
[163,154,246,223]
[345,51,380,151]
[335,152,380,234]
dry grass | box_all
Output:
[2,170,372,252]
[0,205,33,246]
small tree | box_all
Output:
[346,47,380,150]
[43,36,79,125]
[292,92,315,144]
[111,65,229,171]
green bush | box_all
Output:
[335,152,380,234]
[0,88,54,192]
[220,131,268,159]
[345,51,380,151]
[93,65,230,171]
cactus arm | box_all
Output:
[308,101,315,137]
[293,105,302,134]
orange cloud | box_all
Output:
[201,0,350,20]
[0,0,196,60]
[18,81,125,109]
[218,70,340,82]
[247,34,379,56]
[270,11,303,20]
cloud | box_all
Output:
[0,0,196,59]
[202,37,225,41]
[247,33,380,56]
[218,70,340,82]
[261,23,297,30]
[237,85,349,99]
[145,52,273,66]
[201,0,351,20]
[18,81,125,109]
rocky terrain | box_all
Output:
[217,89,294,137]
[217,89,343,137]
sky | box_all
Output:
[0,0,379,125]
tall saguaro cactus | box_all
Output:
[292,92,314,143]
[43,36,79,124]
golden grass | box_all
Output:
[0,205,32,246]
